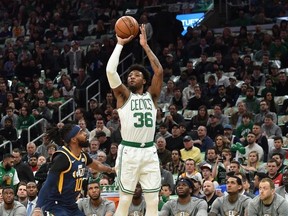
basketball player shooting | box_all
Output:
[106,24,163,215]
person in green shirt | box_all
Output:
[236,112,253,143]
[0,154,20,190]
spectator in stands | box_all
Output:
[243,86,260,114]
[127,182,146,215]
[272,153,286,174]
[0,186,26,215]
[106,143,118,168]
[26,181,39,216]
[77,179,115,216]
[251,65,265,91]
[226,76,241,107]
[22,142,39,163]
[230,101,247,129]
[202,75,218,106]
[182,75,198,103]
[156,137,172,167]
[159,178,207,216]
[206,114,224,141]
[0,117,18,144]
[252,122,269,162]
[66,40,85,75]
[175,71,189,92]
[261,113,282,138]
[164,104,185,132]
[270,37,288,64]
[16,182,28,207]
[186,85,209,110]
[14,88,27,111]
[212,50,226,72]
[263,91,278,114]
[241,151,265,175]
[254,99,277,124]
[88,138,100,160]
[223,124,240,144]
[12,148,35,183]
[212,104,229,127]
[260,78,276,97]
[260,53,272,75]
[179,158,202,181]
[90,117,111,140]
[155,123,172,141]
[275,167,288,197]
[215,70,229,88]
[159,79,175,104]
[0,153,20,189]
[268,136,286,160]
[239,132,264,162]
[236,112,254,143]
[42,79,55,98]
[203,180,218,213]
[28,154,39,174]
[275,72,288,96]
[95,131,112,154]
[32,98,52,124]
[47,89,65,124]
[194,53,213,83]
[100,92,116,114]
[165,149,185,177]
[267,158,283,188]
[253,172,268,195]
[193,125,214,152]
[162,54,181,83]
[189,105,209,131]
[170,87,186,110]
[212,85,232,109]
[165,123,184,152]
[214,135,230,156]
[180,135,201,163]
[202,147,218,168]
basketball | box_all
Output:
[114,16,139,39]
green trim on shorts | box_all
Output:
[142,187,161,193]
[121,140,154,148]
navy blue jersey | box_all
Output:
[44,146,89,209]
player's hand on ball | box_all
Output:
[116,35,134,46]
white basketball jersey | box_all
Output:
[118,92,157,143]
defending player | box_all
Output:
[32,124,113,216]
[106,24,163,215]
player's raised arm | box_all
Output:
[140,24,163,103]
[106,35,133,108]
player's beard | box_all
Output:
[128,85,137,93]
[79,141,89,148]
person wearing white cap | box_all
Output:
[201,164,219,188]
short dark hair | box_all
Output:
[255,172,268,181]
[127,64,151,92]
[272,152,284,160]
[3,153,14,160]
[227,175,242,185]
[273,136,283,143]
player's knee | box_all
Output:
[119,193,133,206]
[144,192,159,207]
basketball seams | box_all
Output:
[122,16,133,36]
[115,16,139,38]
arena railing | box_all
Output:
[0,141,13,154]
[59,98,76,123]
[119,53,135,81]
[28,118,48,143]
[86,79,101,111]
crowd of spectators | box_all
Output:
[1,0,288,215]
